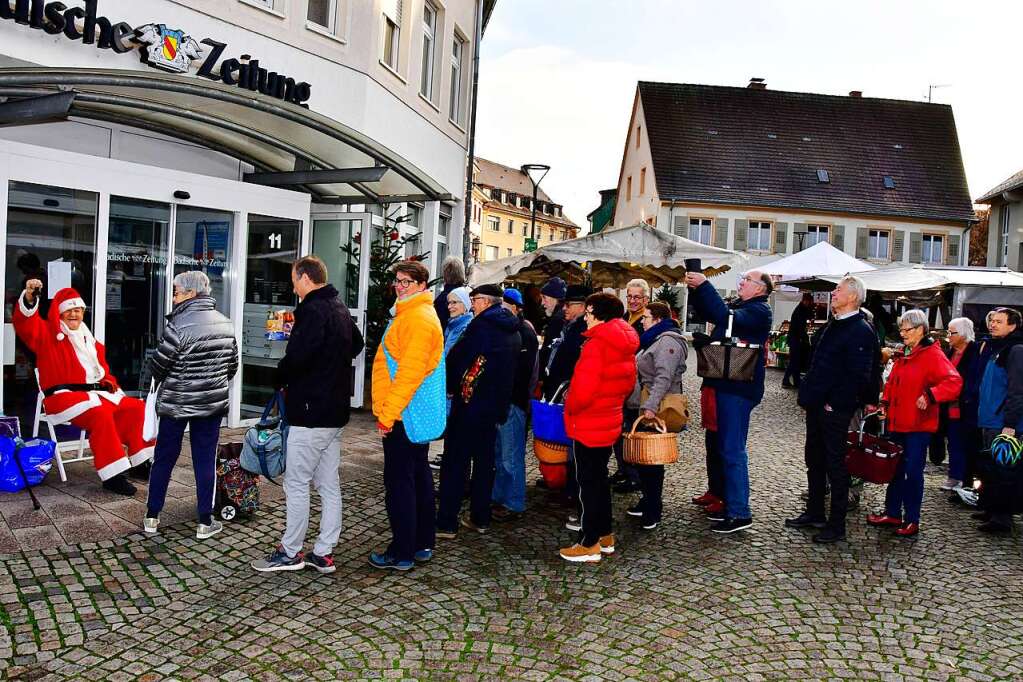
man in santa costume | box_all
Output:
[13,279,154,495]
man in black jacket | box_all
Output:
[541,285,590,401]
[492,288,539,520]
[253,255,364,573]
[783,293,813,388]
[537,277,567,392]
[436,284,521,535]
[786,275,878,544]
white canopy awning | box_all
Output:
[785,265,1023,293]
[468,223,748,288]
[761,241,875,280]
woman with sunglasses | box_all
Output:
[868,309,962,537]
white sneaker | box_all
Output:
[143,517,159,534]
[565,514,581,532]
[939,478,962,491]
[196,520,223,540]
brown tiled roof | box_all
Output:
[638,82,976,223]
[977,168,1023,204]
[475,157,555,203]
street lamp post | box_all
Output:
[520,163,550,249]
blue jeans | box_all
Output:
[146,414,221,525]
[492,405,527,512]
[946,420,966,482]
[715,391,755,519]
[885,432,930,524]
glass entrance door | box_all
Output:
[241,214,300,418]
[311,212,371,408]
[173,206,234,316]
[3,181,97,433]
[105,197,171,396]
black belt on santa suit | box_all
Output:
[43,383,112,397]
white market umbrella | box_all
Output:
[762,241,876,281]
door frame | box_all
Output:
[0,139,311,428]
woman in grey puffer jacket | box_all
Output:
[626,302,688,529]
[143,271,239,541]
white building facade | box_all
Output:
[0,0,491,427]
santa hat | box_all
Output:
[51,288,87,341]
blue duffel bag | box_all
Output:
[530,381,570,446]
[241,392,288,482]
[0,437,55,493]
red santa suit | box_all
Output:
[13,287,155,481]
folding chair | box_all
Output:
[31,369,91,482]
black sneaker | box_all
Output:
[304,552,336,574]
[251,546,305,572]
[978,521,1011,534]
[641,521,659,530]
[784,513,826,529]
[812,527,846,544]
[491,506,521,523]
[971,511,992,521]
[102,473,137,496]
[126,460,151,481]
[613,480,641,494]
[428,456,442,471]
[711,517,753,534]
[626,504,644,517]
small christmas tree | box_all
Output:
[654,283,680,310]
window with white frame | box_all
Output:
[419,2,437,100]
[506,248,512,257]
[438,213,449,237]
[487,216,500,232]
[249,0,276,9]
[921,234,944,264]
[688,217,712,244]
[485,245,498,261]
[507,219,513,234]
[382,0,402,70]
[806,224,829,247]
[449,35,465,124]
[748,221,772,251]
[521,222,528,236]
[1000,205,1011,266]
[868,229,890,259]
[307,0,336,31]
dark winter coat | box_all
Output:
[882,337,962,434]
[275,284,364,428]
[447,303,521,424]
[564,319,639,447]
[797,312,879,412]
[689,281,772,404]
[538,305,565,382]
[542,316,586,400]
[978,330,1023,432]
[150,296,239,420]
[947,341,981,425]
[511,316,540,412]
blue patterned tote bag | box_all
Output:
[381,323,447,444]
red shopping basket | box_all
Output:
[845,413,902,484]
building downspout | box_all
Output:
[462,0,484,266]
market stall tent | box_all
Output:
[467,223,748,287]
[760,241,876,280]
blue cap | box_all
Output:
[503,288,524,306]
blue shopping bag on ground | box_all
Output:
[240,392,288,481]
[0,436,55,493]
[381,322,447,444]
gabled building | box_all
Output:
[611,79,976,279]
[586,189,617,235]
[472,158,579,262]
[976,170,1023,270]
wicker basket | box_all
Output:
[533,438,570,465]
[623,416,679,465]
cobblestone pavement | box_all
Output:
[2,365,1022,680]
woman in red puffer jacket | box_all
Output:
[560,293,639,563]
[867,309,962,538]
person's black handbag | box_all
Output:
[694,311,762,382]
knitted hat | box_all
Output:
[447,286,472,311]
[503,288,524,307]
[540,277,567,300]
[564,285,592,303]
[470,284,503,298]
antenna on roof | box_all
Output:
[927,83,951,103]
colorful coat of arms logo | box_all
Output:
[134,24,204,74]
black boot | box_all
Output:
[102,473,137,496]
[127,460,152,481]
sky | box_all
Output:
[474,0,1023,229]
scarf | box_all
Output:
[62,322,104,383]
[639,318,676,351]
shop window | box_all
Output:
[868,229,890,259]
[921,234,944,264]
[420,2,437,100]
[450,35,466,125]
[806,224,829,247]
[406,204,422,229]
[4,181,97,434]
[688,217,712,245]
[747,221,772,251]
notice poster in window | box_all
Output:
[193,221,230,275]
[106,282,122,311]
[47,260,72,298]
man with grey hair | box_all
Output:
[623,278,651,336]
[786,274,879,543]
[146,270,238,539]
[434,256,467,331]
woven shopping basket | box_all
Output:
[623,416,679,465]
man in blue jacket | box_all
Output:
[436,284,521,536]
[686,270,772,534]
[785,276,878,543]
[975,307,1023,533]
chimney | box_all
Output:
[747,77,766,90]
[849,90,863,98]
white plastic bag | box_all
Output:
[143,381,159,441]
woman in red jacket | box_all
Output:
[560,293,639,563]
[868,310,962,537]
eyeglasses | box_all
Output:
[898,325,919,333]
[394,278,416,287]
[626,294,647,301]
[948,331,960,336]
